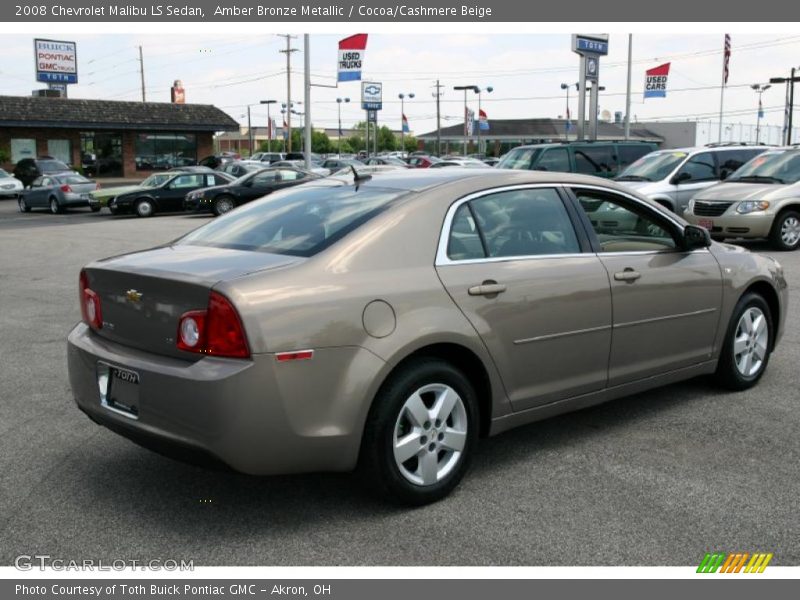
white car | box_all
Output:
[0,168,24,198]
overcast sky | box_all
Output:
[2,33,799,136]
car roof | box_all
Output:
[324,166,634,193]
[511,141,654,150]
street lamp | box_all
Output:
[751,84,771,144]
[453,85,480,156]
[336,97,350,157]
[398,92,415,157]
[260,100,277,151]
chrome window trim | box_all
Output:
[435,182,704,267]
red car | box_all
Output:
[406,155,441,168]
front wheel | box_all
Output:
[714,292,773,390]
[769,210,800,251]
[212,196,235,216]
[135,199,154,218]
[360,359,478,505]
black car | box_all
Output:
[219,161,266,179]
[184,166,319,216]
[109,171,234,217]
[197,153,238,170]
[14,157,75,188]
[322,157,364,171]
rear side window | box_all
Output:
[573,145,617,176]
[179,184,404,257]
[676,152,717,182]
[170,174,204,188]
[447,188,580,259]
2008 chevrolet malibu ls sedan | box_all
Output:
[68,169,788,504]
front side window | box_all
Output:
[573,188,677,252]
[676,152,716,183]
[447,188,580,260]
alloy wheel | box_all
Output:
[733,307,769,377]
[780,216,800,247]
[393,383,468,486]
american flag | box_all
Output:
[723,34,731,85]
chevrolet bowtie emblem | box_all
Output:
[126,289,143,303]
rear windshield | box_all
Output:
[57,174,91,184]
[39,160,71,172]
[178,183,406,257]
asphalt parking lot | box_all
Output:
[0,197,798,567]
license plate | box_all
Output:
[698,218,714,230]
[97,363,140,418]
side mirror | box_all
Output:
[683,225,711,249]
[671,171,691,185]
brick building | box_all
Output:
[0,95,238,179]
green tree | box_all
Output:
[377,126,396,152]
[403,135,419,154]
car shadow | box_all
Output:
[75,375,727,535]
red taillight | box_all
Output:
[79,269,102,329]
[176,291,250,358]
[60,184,73,193]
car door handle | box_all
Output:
[614,269,641,282]
[468,281,507,296]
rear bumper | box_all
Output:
[183,196,212,213]
[67,323,383,475]
[685,210,774,239]
[61,193,92,207]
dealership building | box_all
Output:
[0,95,239,178]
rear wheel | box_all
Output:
[769,210,800,251]
[212,196,235,216]
[90,205,101,213]
[49,197,61,214]
[360,359,478,505]
[714,292,772,390]
[18,197,30,213]
[135,199,154,218]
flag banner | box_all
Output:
[644,62,670,99]
[338,33,368,82]
[402,113,409,133]
[723,34,731,85]
[759,99,764,119]
[565,105,572,132]
[465,107,475,136]
[283,119,288,140]
[479,108,489,130]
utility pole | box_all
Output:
[433,80,444,156]
[247,106,253,155]
[770,68,800,145]
[303,34,311,170]
[138,45,146,102]
[278,35,298,152]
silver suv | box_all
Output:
[615,144,768,214]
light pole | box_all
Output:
[751,84,771,144]
[260,100,277,151]
[475,86,492,155]
[453,85,479,156]
[336,97,350,157]
[560,83,572,140]
[398,92,415,157]
[770,69,800,145]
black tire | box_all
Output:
[49,197,61,214]
[90,205,101,213]
[212,195,235,217]
[769,210,800,251]
[359,358,479,505]
[714,292,773,391]
[135,198,154,218]
[18,197,30,213]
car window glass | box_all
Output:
[253,171,279,185]
[573,145,617,176]
[496,147,541,170]
[718,149,763,179]
[676,152,716,182]
[170,174,204,189]
[279,170,302,181]
[617,145,653,170]
[573,188,677,252]
[534,148,570,172]
[467,188,580,258]
[447,204,485,260]
[32,177,44,187]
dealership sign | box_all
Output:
[361,81,382,110]
[644,63,670,99]
[338,33,368,82]
[34,39,78,84]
